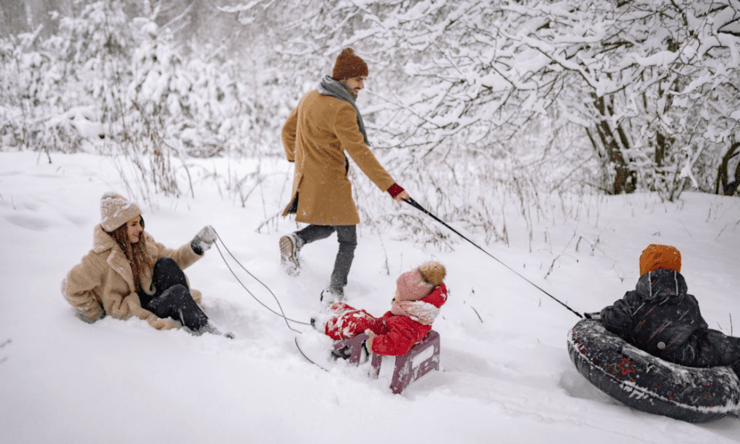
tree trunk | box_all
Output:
[592,94,636,194]
[716,142,740,196]
[655,132,669,168]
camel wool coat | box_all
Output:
[62,225,203,329]
[281,90,396,225]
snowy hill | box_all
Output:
[1,151,739,444]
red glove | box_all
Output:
[386,183,405,198]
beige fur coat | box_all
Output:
[281,90,396,225]
[62,225,202,330]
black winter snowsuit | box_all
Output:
[600,269,740,374]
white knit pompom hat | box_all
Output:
[100,192,141,232]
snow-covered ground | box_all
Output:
[1,150,739,444]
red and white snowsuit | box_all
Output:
[324,283,448,356]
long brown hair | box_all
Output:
[107,216,152,292]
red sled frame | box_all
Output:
[332,330,441,394]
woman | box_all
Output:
[62,192,231,337]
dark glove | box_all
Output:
[191,226,217,255]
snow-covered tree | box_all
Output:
[240,0,740,200]
[4,0,740,211]
[525,0,740,199]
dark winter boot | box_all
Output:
[310,313,331,333]
[330,338,369,363]
[320,287,344,309]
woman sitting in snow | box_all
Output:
[61,192,231,338]
[313,262,447,356]
[598,244,740,376]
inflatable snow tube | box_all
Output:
[567,318,740,423]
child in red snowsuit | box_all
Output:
[316,262,447,356]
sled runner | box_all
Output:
[568,318,740,423]
[333,330,441,394]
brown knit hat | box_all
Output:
[332,48,369,80]
[639,244,682,276]
[100,192,141,232]
[396,262,446,302]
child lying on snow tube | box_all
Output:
[597,244,740,376]
[312,262,447,356]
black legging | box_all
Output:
[138,257,208,331]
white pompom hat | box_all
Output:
[100,192,141,232]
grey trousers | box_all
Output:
[295,224,357,292]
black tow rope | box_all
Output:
[404,198,583,319]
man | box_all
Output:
[279,48,410,305]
